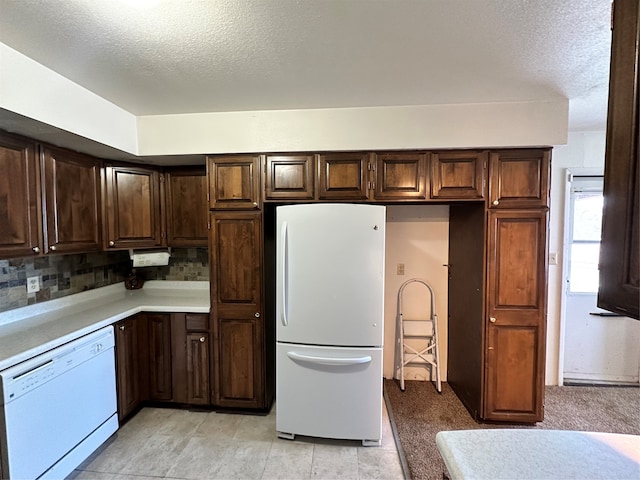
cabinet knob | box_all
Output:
[492,200,499,206]
[32,246,40,253]
[49,245,57,251]
[253,202,259,208]
[199,336,205,343]
[119,325,125,331]
[490,317,497,323]
[109,241,115,247]
[255,312,261,318]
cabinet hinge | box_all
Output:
[162,231,166,239]
[208,222,211,230]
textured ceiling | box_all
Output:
[0,0,612,131]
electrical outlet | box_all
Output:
[397,263,405,275]
[27,276,40,293]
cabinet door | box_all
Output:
[318,152,370,200]
[210,211,264,408]
[431,151,486,200]
[373,152,428,201]
[598,0,640,319]
[264,154,315,200]
[41,146,102,254]
[208,155,260,210]
[115,316,143,421]
[104,164,164,249]
[488,149,550,208]
[484,210,548,422]
[0,133,41,259]
[165,167,208,247]
[147,313,173,401]
[186,332,210,405]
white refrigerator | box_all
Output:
[275,203,386,446]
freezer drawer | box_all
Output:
[276,343,383,446]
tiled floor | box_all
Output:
[71,401,405,480]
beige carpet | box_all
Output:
[383,379,640,480]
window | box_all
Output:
[568,176,604,294]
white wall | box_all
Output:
[136,101,569,155]
[383,205,449,381]
[546,131,606,385]
[0,43,138,154]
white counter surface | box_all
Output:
[0,281,210,371]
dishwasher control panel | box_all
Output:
[0,325,115,404]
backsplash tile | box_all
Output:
[0,248,209,313]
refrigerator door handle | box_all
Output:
[286,351,372,366]
[281,221,289,326]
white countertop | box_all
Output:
[435,429,640,480]
[0,281,210,371]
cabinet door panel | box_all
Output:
[485,210,547,422]
[265,154,315,200]
[218,319,257,401]
[431,151,486,199]
[318,152,370,200]
[166,168,208,246]
[489,150,550,208]
[186,332,210,405]
[210,212,264,408]
[486,325,539,414]
[0,133,41,258]
[115,317,142,421]
[598,0,640,319]
[104,165,163,249]
[208,155,260,209]
[374,152,427,200]
[147,313,173,401]
[42,147,101,254]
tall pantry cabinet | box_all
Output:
[207,155,273,410]
[448,149,550,423]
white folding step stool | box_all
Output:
[394,278,442,393]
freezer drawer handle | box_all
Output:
[281,221,289,326]
[286,351,372,366]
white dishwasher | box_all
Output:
[0,325,118,480]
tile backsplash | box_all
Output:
[0,248,209,313]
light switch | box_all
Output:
[397,263,405,275]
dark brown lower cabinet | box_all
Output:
[114,314,147,421]
[114,311,212,418]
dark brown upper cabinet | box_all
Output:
[0,132,41,259]
[318,152,371,201]
[264,154,315,201]
[373,152,428,201]
[488,149,551,209]
[598,0,639,319]
[103,164,165,249]
[208,155,261,210]
[165,167,208,247]
[41,146,102,255]
[431,150,487,200]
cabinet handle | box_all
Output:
[109,241,115,247]
[255,312,261,318]
[199,336,205,342]
[119,325,125,331]
[490,317,497,323]
[49,245,57,251]
[492,200,499,206]
[32,246,40,253]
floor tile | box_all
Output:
[311,444,359,479]
[261,440,314,479]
